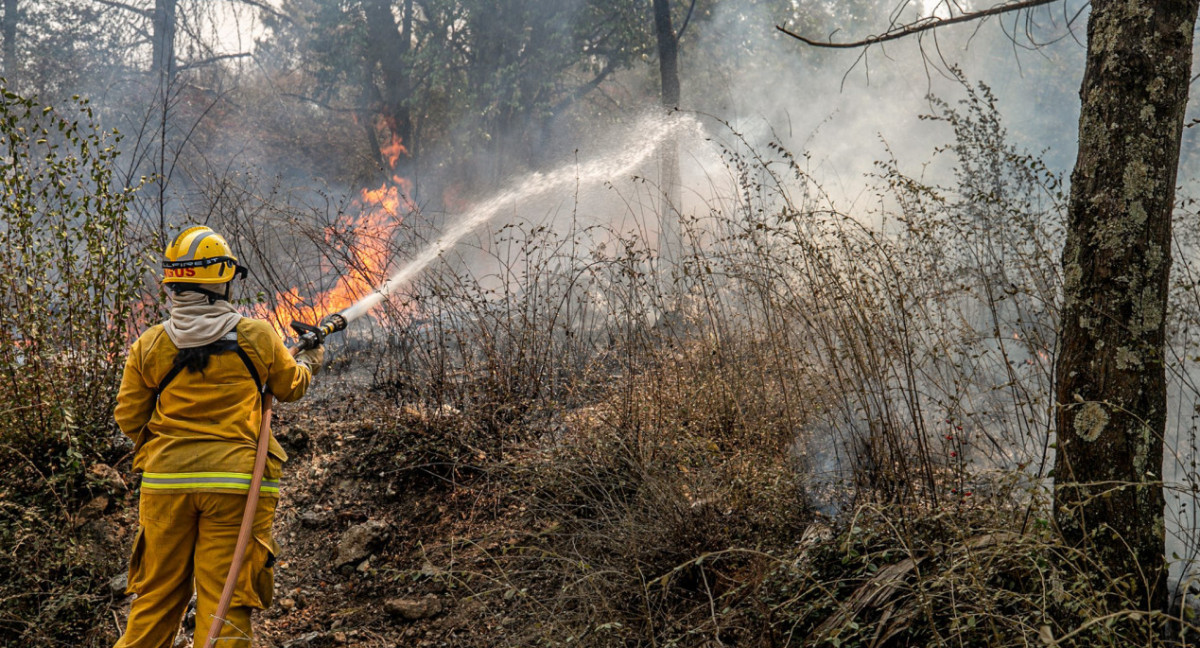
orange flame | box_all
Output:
[258,180,414,336]
[381,132,408,169]
[257,113,417,337]
[375,115,409,169]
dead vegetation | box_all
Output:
[9,83,1200,647]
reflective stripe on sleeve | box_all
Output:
[141,472,280,493]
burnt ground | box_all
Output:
[257,391,534,648]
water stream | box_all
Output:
[337,113,700,324]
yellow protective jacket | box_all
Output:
[115,318,310,495]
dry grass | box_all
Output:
[11,82,1200,646]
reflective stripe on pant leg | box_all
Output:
[114,493,199,648]
[192,493,278,647]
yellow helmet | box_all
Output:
[162,225,248,285]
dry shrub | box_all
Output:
[384,82,1184,646]
[760,502,1200,647]
[502,351,813,647]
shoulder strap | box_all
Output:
[156,331,263,396]
[232,344,264,393]
[155,364,187,397]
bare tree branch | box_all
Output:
[176,52,251,72]
[676,0,699,40]
[551,63,615,116]
[91,0,152,19]
[225,0,292,24]
[776,0,1061,49]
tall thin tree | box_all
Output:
[2,0,16,81]
[653,0,681,263]
[151,0,177,86]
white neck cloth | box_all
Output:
[162,289,242,349]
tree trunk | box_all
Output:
[151,0,177,86]
[653,0,681,263]
[2,0,16,82]
[1053,0,1199,613]
[363,0,415,184]
[653,0,680,109]
[401,0,415,191]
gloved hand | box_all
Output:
[295,345,325,377]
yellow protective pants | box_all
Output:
[115,491,279,648]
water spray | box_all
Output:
[289,112,699,348]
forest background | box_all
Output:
[4,0,1200,646]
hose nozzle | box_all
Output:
[290,312,348,350]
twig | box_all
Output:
[176,53,252,73]
[91,0,151,19]
[0,442,66,513]
[775,0,1060,49]
[676,0,699,40]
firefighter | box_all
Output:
[113,226,323,647]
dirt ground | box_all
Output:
[110,377,549,648]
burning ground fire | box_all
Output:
[256,130,416,336]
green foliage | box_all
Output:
[0,87,144,482]
[0,86,143,647]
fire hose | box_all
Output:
[204,313,348,648]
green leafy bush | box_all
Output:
[0,86,145,646]
[0,87,144,479]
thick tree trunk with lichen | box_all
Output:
[1053,0,1198,612]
